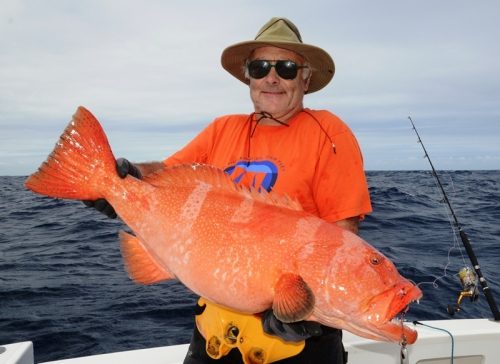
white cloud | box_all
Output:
[1,0,500,174]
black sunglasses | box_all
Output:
[247,60,308,80]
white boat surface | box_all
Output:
[2,318,499,364]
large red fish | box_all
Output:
[25,107,422,344]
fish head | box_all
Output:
[310,234,422,344]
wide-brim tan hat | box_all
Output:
[221,17,335,93]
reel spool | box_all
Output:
[447,266,479,315]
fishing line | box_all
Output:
[407,120,469,290]
[410,173,463,290]
[413,240,458,290]
[416,179,469,290]
[413,321,455,364]
[429,171,468,265]
[408,116,500,320]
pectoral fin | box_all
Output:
[272,273,315,323]
[119,231,175,285]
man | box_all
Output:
[87,17,371,363]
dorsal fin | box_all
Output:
[143,164,303,212]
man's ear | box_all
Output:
[304,76,311,94]
[304,73,312,94]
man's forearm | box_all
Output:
[135,161,165,177]
[334,216,360,235]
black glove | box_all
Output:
[261,309,323,342]
[83,158,142,219]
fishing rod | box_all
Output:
[408,116,500,321]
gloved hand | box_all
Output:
[82,158,142,219]
[261,309,323,342]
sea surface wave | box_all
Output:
[1,171,499,362]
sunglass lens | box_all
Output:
[248,60,271,79]
[275,60,298,80]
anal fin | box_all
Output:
[119,231,175,285]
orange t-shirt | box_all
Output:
[164,109,372,222]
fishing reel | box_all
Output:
[447,266,479,315]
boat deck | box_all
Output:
[2,319,499,364]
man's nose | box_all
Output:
[264,67,280,83]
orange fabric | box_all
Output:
[164,109,371,222]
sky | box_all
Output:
[1,0,499,175]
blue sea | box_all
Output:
[1,171,499,363]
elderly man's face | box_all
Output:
[248,46,310,123]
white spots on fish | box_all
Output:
[181,181,212,228]
[297,241,315,260]
[366,313,382,323]
[172,237,189,255]
[293,217,322,242]
[397,287,408,298]
[337,285,346,293]
[212,266,229,284]
[60,128,83,150]
[211,245,258,296]
[230,197,254,223]
[68,139,83,150]
[221,271,228,282]
[182,251,191,265]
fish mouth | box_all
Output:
[342,284,422,344]
[385,303,419,344]
[371,284,423,344]
[313,284,422,345]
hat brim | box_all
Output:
[221,40,335,93]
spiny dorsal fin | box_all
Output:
[143,164,303,212]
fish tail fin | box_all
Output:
[25,106,117,200]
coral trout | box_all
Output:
[25,107,422,344]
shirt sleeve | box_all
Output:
[312,127,372,223]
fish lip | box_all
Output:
[349,307,419,344]
[379,316,419,344]
[387,284,422,318]
[380,285,422,344]
[359,284,422,343]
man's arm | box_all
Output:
[135,161,165,177]
[334,216,360,235]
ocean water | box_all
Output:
[1,171,499,363]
